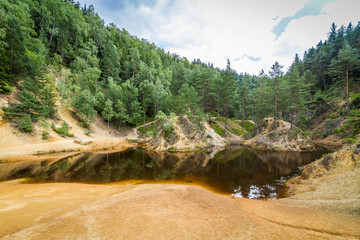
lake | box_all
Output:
[0,146,330,199]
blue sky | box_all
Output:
[77,0,359,74]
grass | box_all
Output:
[217,117,245,135]
[218,117,255,133]
[211,122,225,136]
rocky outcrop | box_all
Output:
[244,117,315,152]
[147,116,225,152]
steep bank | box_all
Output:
[0,98,135,161]
[285,142,360,215]
[147,116,225,152]
[244,117,315,151]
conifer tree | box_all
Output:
[269,61,283,133]
[102,99,114,130]
[328,43,360,115]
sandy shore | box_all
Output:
[0,138,135,162]
[0,180,359,240]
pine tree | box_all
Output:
[100,41,120,82]
[102,99,114,130]
[114,99,128,130]
[269,61,283,133]
[328,43,360,115]
[239,75,250,133]
[18,114,33,132]
[221,59,236,136]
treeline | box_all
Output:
[0,0,359,133]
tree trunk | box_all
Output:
[242,95,245,133]
[143,110,146,127]
[257,84,262,120]
[224,100,228,137]
[107,120,110,131]
[346,64,349,116]
[274,78,278,134]
[322,66,326,91]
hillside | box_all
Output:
[0,92,135,161]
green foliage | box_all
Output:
[322,131,328,138]
[240,120,255,132]
[211,122,225,137]
[18,114,33,132]
[349,109,360,117]
[333,124,350,134]
[163,121,175,140]
[346,118,360,137]
[102,99,114,122]
[329,113,338,119]
[155,110,167,121]
[52,121,74,137]
[39,119,50,139]
[84,129,92,136]
[1,0,359,140]
[343,138,356,145]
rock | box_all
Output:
[244,117,315,152]
[147,116,225,152]
[73,138,83,144]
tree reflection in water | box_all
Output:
[0,146,330,199]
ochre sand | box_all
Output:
[0,179,359,240]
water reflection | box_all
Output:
[0,146,329,199]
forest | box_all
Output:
[0,0,359,136]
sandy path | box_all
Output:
[0,180,359,240]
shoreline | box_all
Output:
[0,138,135,162]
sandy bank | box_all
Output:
[0,180,359,240]
[0,138,135,162]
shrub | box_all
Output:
[343,138,356,145]
[52,121,74,137]
[329,112,338,119]
[155,111,167,121]
[39,119,50,139]
[163,121,174,136]
[169,112,176,118]
[349,109,360,117]
[18,114,33,132]
[84,129,92,136]
[322,131,328,138]
[333,124,350,134]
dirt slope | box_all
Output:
[0,107,135,161]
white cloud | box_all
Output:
[77,0,360,75]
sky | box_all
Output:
[77,0,359,75]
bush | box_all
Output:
[84,129,92,136]
[52,121,74,137]
[329,113,338,119]
[18,114,33,132]
[163,121,174,137]
[343,138,356,146]
[349,109,360,117]
[333,124,350,134]
[155,111,167,121]
[39,119,50,139]
[322,131,328,138]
